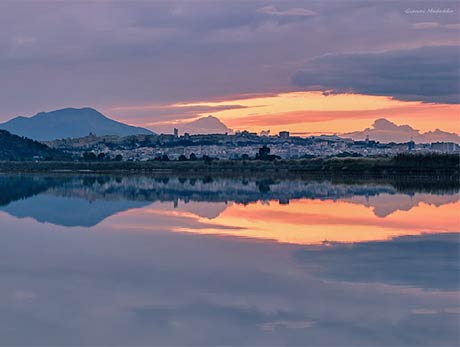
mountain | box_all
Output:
[153,115,232,135]
[344,118,460,143]
[181,116,231,134]
[0,130,66,160]
[0,107,154,141]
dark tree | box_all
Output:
[82,151,97,161]
[258,145,271,157]
[256,146,280,161]
[202,155,213,164]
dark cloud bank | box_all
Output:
[293,45,460,104]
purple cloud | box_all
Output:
[0,0,458,123]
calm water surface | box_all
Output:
[0,175,459,346]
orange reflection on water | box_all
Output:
[114,196,460,245]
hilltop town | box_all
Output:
[45,129,459,162]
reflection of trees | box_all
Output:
[1,175,459,207]
[0,176,68,207]
[256,179,275,193]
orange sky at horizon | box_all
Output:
[110,91,460,135]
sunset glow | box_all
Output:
[110,91,460,135]
[175,92,460,134]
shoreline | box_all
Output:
[0,157,458,182]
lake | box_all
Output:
[0,175,458,346]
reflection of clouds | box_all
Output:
[157,198,460,245]
[131,302,315,335]
[294,233,460,290]
[345,193,460,218]
[258,320,314,331]
[14,290,36,301]
[412,307,460,315]
[0,176,459,344]
[1,175,459,245]
[0,215,458,346]
[1,175,459,229]
[110,204,244,233]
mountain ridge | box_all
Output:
[0,107,154,141]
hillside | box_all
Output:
[0,130,66,161]
[0,107,154,141]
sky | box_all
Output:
[1,0,459,134]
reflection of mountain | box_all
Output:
[179,201,228,219]
[295,233,460,290]
[0,175,458,227]
[2,195,150,227]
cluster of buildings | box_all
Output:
[46,130,460,161]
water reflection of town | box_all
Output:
[0,175,458,345]
[1,175,458,235]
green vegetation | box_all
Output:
[391,153,460,168]
[0,130,67,161]
[81,151,118,161]
[0,153,458,183]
